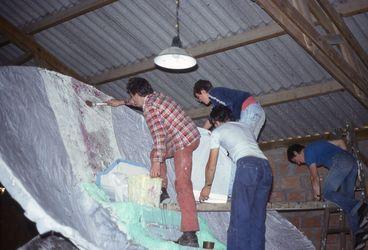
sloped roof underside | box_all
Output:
[0,0,367,142]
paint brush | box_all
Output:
[85,100,108,107]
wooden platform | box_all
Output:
[160,201,338,212]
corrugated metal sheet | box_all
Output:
[0,0,367,142]
[260,91,368,141]
[0,0,81,27]
[0,44,23,65]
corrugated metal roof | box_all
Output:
[260,91,368,141]
[0,0,81,27]
[0,44,23,65]
[0,0,367,142]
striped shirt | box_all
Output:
[143,92,200,162]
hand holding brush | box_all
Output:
[85,100,108,107]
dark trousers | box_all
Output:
[227,156,272,250]
[323,152,360,233]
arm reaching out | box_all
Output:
[199,148,219,202]
[309,163,321,201]
[106,99,130,107]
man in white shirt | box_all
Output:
[199,105,272,250]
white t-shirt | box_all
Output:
[210,122,267,163]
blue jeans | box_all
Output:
[323,152,361,233]
[228,156,273,250]
[239,103,265,140]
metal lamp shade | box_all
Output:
[154,46,197,70]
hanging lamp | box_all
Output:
[154,0,196,70]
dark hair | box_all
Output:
[126,77,154,97]
[287,144,305,163]
[209,105,234,126]
[193,80,213,97]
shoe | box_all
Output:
[354,227,368,250]
[174,231,199,247]
[160,187,170,203]
[358,202,368,228]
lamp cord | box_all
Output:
[176,0,180,39]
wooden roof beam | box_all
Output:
[316,0,368,71]
[186,80,344,119]
[0,15,85,82]
[259,126,368,151]
[254,0,368,108]
[335,0,368,17]
[88,0,368,85]
[0,0,117,47]
[89,24,285,85]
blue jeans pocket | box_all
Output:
[238,166,258,186]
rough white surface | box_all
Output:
[0,67,315,250]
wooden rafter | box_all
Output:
[316,0,368,71]
[254,0,368,109]
[335,0,368,17]
[186,80,344,119]
[0,0,117,47]
[88,0,367,85]
[0,16,85,82]
[89,24,285,85]
[259,126,368,151]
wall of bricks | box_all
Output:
[264,140,368,249]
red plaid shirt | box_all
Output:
[143,92,200,163]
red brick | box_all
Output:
[287,191,306,201]
[280,176,301,189]
[295,164,309,174]
[279,162,289,176]
[302,216,322,228]
[269,191,285,202]
[285,216,300,228]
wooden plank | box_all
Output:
[292,0,314,49]
[160,201,337,212]
[89,0,367,85]
[307,0,335,33]
[89,23,286,85]
[316,0,368,70]
[0,0,117,47]
[187,80,344,119]
[0,16,85,82]
[259,126,368,151]
[335,0,368,17]
[254,0,368,109]
[268,0,368,96]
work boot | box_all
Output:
[175,231,199,247]
[358,202,368,228]
[160,187,170,203]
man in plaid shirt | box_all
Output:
[107,77,201,247]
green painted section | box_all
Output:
[81,183,226,250]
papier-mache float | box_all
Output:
[0,66,315,249]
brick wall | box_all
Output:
[264,141,368,250]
